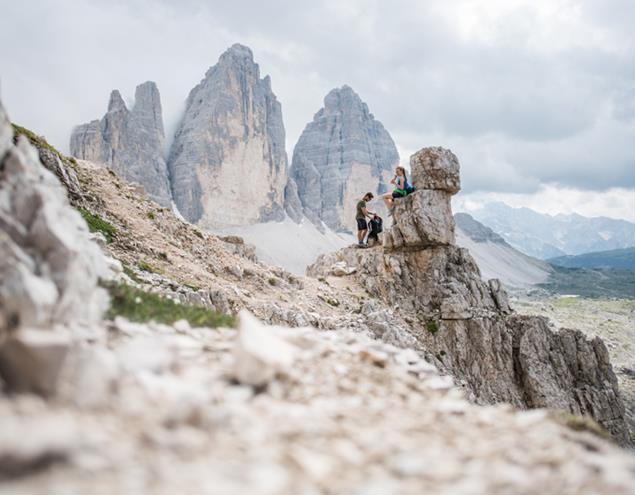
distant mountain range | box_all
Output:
[465,202,635,259]
[549,247,635,270]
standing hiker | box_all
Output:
[355,192,375,247]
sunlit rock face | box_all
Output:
[168,44,288,228]
[290,86,399,232]
[70,82,171,207]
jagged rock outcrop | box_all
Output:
[290,86,399,232]
[0,102,109,395]
[70,82,171,207]
[168,44,288,228]
[308,147,631,445]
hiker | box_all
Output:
[355,192,375,247]
[382,166,414,212]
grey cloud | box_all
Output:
[0,0,633,196]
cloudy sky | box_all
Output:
[1,0,634,219]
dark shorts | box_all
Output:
[356,218,368,231]
[392,190,406,199]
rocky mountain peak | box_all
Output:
[107,89,127,112]
[290,86,399,232]
[70,81,171,207]
[168,44,288,228]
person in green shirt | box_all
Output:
[355,192,375,247]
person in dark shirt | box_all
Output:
[355,192,375,247]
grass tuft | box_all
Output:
[426,320,439,335]
[104,282,234,328]
[78,207,117,243]
[268,277,278,286]
[138,259,163,274]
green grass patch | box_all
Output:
[426,320,439,335]
[78,207,117,243]
[550,411,610,441]
[104,282,234,328]
[138,259,162,274]
[147,211,156,220]
[122,264,142,283]
[12,123,73,167]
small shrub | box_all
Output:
[138,259,162,274]
[268,277,278,286]
[104,282,234,328]
[193,230,204,239]
[122,264,142,283]
[326,298,340,307]
[147,211,156,220]
[426,320,439,335]
[78,207,117,243]
[157,251,169,261]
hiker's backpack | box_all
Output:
[404,178,416,195]
[370,216,383,235]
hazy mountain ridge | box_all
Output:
[467,202,635,259]
[549,246,635,269]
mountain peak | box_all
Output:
[107,90,127,112]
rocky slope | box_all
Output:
[289,86,399,232]
[308,147,631,445]
[70,82,171,207]
[168,44,288,228]
[2,102,635,492]
[455,213,553,287]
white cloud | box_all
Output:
[0,0,633,218]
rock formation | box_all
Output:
[289,86,399,232]
[308,147,631,445]
[0,102,109,395]
[168,44,288,228]
[70,82,172,207]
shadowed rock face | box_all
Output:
[308,147,631,445]
[168,44,288,228]
[290,86,399,232]
[70,82,171,207]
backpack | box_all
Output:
[404,178,416,195]
[369,216,383,236]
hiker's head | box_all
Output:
[396,166,406,177]
[363,192,374,201]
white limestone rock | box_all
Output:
[232,311,298,386]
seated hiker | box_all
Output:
[366,214,383,247]
[356,192,375,247]
[383,166,415,212]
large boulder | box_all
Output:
[410,147,461,194]
[384,190,455,250]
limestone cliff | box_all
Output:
[70,82,171,207]
[308,147,631,445]
[168,44,288,228]
[290,86,399,232]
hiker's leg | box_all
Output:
[382,193,393,209]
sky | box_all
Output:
[1,0,634,220]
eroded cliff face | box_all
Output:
[308,147,631,445]
[168,44,288,228]
[290,86,399,232]
[70,82,171,207]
